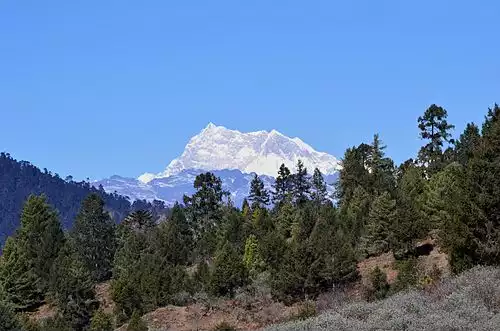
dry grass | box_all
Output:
[264,266,500,331]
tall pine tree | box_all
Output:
[311,168,328,204]
[272,164,293,206]
[292,160,311,205]
[0,195,64,310]
[248,174,270,208]
[417,104,455,175]
[71,194,116,282]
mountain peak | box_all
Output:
[138,124,341,182]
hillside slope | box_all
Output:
[265,266,500,331]
[0,152,132,244]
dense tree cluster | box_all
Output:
[1,103,500,330]
[0,153,169,245]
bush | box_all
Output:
[293,301,317,321]
[0,300,19,331]
[126,310,148,331]
[391,258,418,293]
[364,267,389,301]
[263,266,500,331]
[90,309,113,331]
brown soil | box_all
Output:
[116,300,300,331]
[96,281,115,314]
[357,252,398,286]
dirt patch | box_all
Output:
[96,281,115,315]
[26,302,57,322]
[357,252,398,286]
[417,244,450,279]
[116,300,300,331]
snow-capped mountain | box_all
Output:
[95,169,277,207]
[138,123,341,183]
[96,123,341,207]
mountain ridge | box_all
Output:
[96,123,341,206]
[138,123,341,183]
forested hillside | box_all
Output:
[0,103,499,331]
[0,153,168,245]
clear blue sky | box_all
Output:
[0,1,497,180]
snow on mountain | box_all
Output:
[138,123,341,183]
[96,123,341,207]
[94,169,279,207]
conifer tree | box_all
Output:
[417,104,455,175]
[248,174,270,208]
[343,186,371,241]
[311,168,328,204]
[0,195,64,310]
[292,160,311,204]
[210,241,248,297]
[183,172,228,256]
[71,194,116,282]
[243,234,263,274]
[393,166,426,253]
[153,204,193,265]
[336,145,371,206]
[241,198,250,217]
[360,192,396,256]
[368,134,395,195]
[50,242,98,331]
[17,194,65,293]
[455,123,481,166]
[0,237,41,310]
[122,210,155,232]
[272,164,293,206]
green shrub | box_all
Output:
[369,267,389,301]
[391,258,418,293]
[126,310,148,331]
[90,309,113,331]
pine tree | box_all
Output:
[71,194,116,282]
[311,168,328,204]
[343,186,371,241]
[50,242,98,331]
[243,234,263,274]
[292,160,311,204]
[392,166,426,254]
[424,163,478,272]
[455,123,481,166]
[417,104,455,175]
[241,198,250,218]
[17,194,65,293]
[368,134,395,195]
[248,174,270,208]
[272,164,293,206]
[336,145,371,206]
[183,172,229,256]
[210,241,248,297]
[0,237,41,310]
[122,210,155,232]
[0,195,64,310]
[153,204,193,265]
[360,192,396,256]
